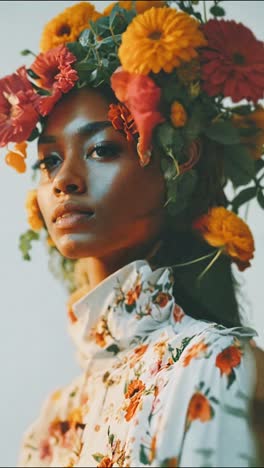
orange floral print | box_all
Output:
[130,344,148,367]
[182,340,208,367]
[215,345,242,376]
[98,457,113,467]
[125,379,146,422]
[125,283,142,305]
[91,317,111,348]
[173,304,185,323]
[187,392,212,422]
[154,292,171,307]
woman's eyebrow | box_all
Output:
[38,121,112,144]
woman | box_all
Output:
[1,1,263,466]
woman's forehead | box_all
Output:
[42,88,113,135]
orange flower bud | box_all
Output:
[14,141,28,158]
[170,101,188,127]
[5,151,26,173]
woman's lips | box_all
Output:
[54,212,95,229]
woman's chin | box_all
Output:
[55,232,99,259]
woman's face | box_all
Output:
[37,88,166,261]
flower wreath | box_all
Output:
[1,0,264,295]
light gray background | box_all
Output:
[0,1,263,466]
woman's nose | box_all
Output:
[52,158,87,196]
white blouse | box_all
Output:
[18,260,259,467]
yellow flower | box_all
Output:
[25,190,44,231]
[193,206,255,271]
[103,1,165,16]
[119,7,207,74]
[40,2,102,52]
[170,101,187,127]
[232,105,264,160]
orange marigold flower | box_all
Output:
[182,340,208,367]
[215,345,242,376]
[25,189,44,231]
[103,1,165,16]
[170,101,188,127]
[232,105,264,160]
[187,392,212,422]
[40,2,101,52]
[67,284,91,324]
[5,151,26,173]
[108,103,138,142]
[119,7,207,75]
[192,206,255,271]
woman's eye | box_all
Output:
[87,143,119,160]
[32,154,62,172]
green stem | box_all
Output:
[202,0,208,22]
[197,248,224,282]
[170,249,219,269]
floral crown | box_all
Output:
[1,0,264,288]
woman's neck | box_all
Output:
[85,238,164,290]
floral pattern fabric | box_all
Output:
[18,260,259,467]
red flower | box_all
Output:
[108,103,138,143]
[31,45,78,116]
[0,66,40,146]
[111,68,165,166]
[31,44,78,91]
[38,89,62,117]
[201,20,264,103]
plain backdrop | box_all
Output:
[0,1,263,466]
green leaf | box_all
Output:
[257,189,264,208]
[27,127,40,142]
[231,105,253,116]
[139,445,149,465]
[20,49,35,56]
[223,145,255,187]
[210,5,225,17]
[105,344,120,355]
[183,105,207,142]
[232,186,257,213]
[92,453,104,463]
[19,230,39,261]
[155,123,175,150]
[78,28,93,47]
[205,121,240,145]
[227,369,236,389]
[27,68,39,80]
[255,158,264,173]
[66,42,87,61]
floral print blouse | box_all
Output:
[18,260,259,467]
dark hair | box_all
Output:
[150,136,243,328]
